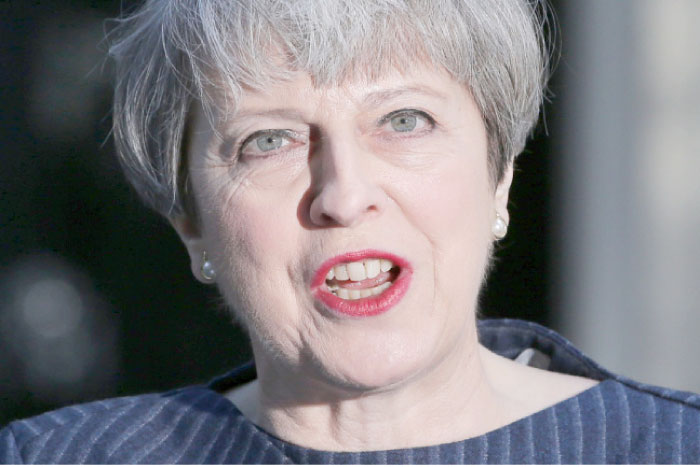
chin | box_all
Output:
[308,331,443,394]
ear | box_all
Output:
[494,163,514,225]
[169,215,209,283]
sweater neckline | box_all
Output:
[205,376,612,461]
[202,319,616,458]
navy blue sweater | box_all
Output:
[2,319,699,463]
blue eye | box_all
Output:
[381,109,434,134]
[390,114,417,132]
[255,133,285,152]
[239,130,293,158]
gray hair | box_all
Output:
[108,0,552,217]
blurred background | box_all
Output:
[1,0,699,426]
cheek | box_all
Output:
[401,158,492,245]
[198,164,301,264]
[209,196,299,285]
[193,172,286,294]
[395,150,493,307]
[205,196,304,347]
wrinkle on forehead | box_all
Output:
[198,33,446,126]
[205,64,458,131]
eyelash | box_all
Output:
[234,108,437,160]
[377,108,437,133]
[236,129,299,159]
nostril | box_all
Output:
[309,175,386,227]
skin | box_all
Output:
[171,65,597,451]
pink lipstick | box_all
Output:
[311,250,412,317]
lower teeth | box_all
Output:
[331,281,392,300]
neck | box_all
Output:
[231,326,517,452]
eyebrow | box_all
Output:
[230,85,446,120]
[361,85,448,107]
[229,108,306,121]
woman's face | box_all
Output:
[177,65,512,393]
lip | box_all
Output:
[311,249,413,317]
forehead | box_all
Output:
[208,64,466,123]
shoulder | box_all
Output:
[575,378,700,463]
[0,385,239,464]
[478,318,700,463]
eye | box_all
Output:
[390,114,418,132]
[380,109,435,134]
[239,130,294,158]
[256,133,285,151]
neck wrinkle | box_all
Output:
[249,326,508,452]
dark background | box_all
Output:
[0,0,562,426]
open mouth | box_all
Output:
[324,259,400,300]
[312,250,412,317]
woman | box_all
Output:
[2,0,699,463]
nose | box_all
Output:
[308,137,386,228]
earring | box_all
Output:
[492,213,508,240]
[201,251,216,281]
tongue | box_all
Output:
[331,270,394,290]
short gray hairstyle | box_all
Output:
[109,0,552,217]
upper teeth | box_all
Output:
[326,258,394,282]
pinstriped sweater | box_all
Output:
[2,319,700,464]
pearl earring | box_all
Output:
[201,251,216,281]
[492,213,508,240]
